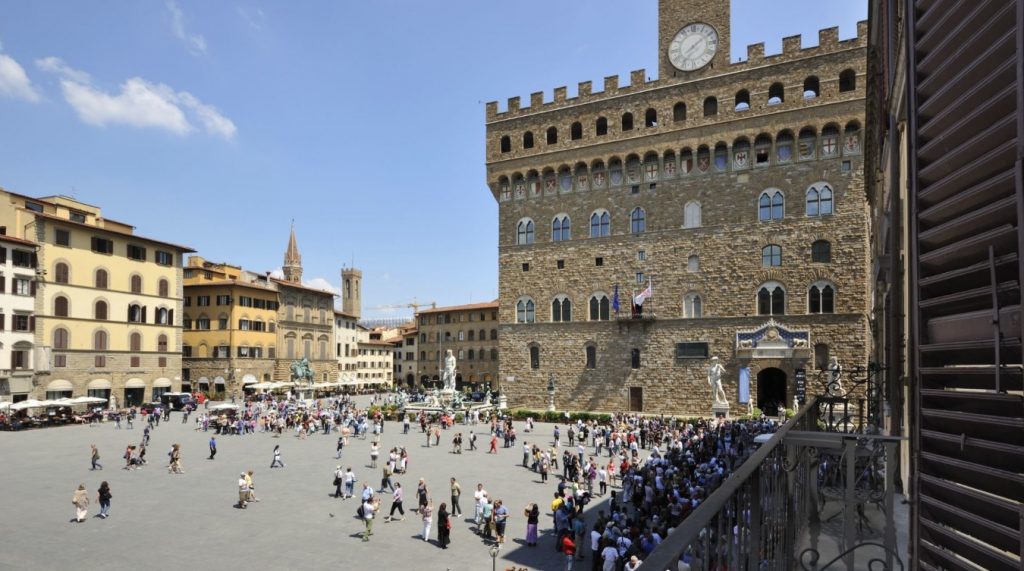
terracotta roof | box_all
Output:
[270,277,338,296]
[183,279,278,293]
[360,338,395,346]
[416,300,499,315]
[382,336,403,344]
[0,234,38,247]
[333,309,359,319]
[28,210,196,252]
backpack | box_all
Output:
[357,504,364,518]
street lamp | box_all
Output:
[547,373,556,412]
[489,544,500,571]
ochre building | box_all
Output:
[415,301,500,390]
[485,0,870,415]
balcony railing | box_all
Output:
[642,396,904,571]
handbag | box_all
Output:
[445,519,452,530]
[333,476,342,486]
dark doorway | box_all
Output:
[629,387,643,412]
[757,368,787,416]
[124,387,145,407]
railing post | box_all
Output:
[884,441,898,570]
[843,437,857,570]
[748,471,761,571]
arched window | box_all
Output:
[644,108,657,127]
[687,254,700,272]
[803,76,820,98]
[95,269,108,289]
[128,304,144,323]
[551,295,572,322]
[590,210,610,237]
[762,244,782,267]
[821,124,840,157]
[754,133,772,166]
[799,127,817,159]
[621,112,634,131]
[683,292,703,318]
[757,282,786,315]
[703,96,718,117]
[809,281,836,314]
[468,330,475,341]
[54,295,69,317]
[516,219,535,245]
[468,349,475,360]
[490,329,497,341]
[570,122,582,140]
[759,190,784,221]
[54,262,69,284]
[673,102,686,122]
[529,345,540,369]
[93,330,108,351]
[479,329,486,341]
[585,345,596,369]
[844,122,861,154]
[158,279,169,297]
[523,131,534,149]
[684,201,702,228]
[156,307,170,325]
[130,332,142,352]
[630,207,646,234]
[546,126,558,144]
[491,348,498,360]
[596,117,608,136]
[806,183,834,216]
[839,69,856,92]
[713,142,728,171]
[589,294,611,321]
[94,300,108,320]
[811,240,832,263]
[551,215,570,242]
[776,131,794,162]
[158,334,168,352]
[130,275,142,294]
[53,328,69,349]
[734,89,750,111]
[516,298,535,324]
[500,135,511,153]
[768,82,784,105]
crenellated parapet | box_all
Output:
[485,21,867,122]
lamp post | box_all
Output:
[489,544,500,571]
[547,373,556,412]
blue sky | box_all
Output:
[0,1,866,320]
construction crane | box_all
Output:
[367,298,437,314]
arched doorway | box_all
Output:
[757,368,787,416]
[455,373,464,391]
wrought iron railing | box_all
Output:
[641,396,904,571]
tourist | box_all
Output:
[90,444,102,471]
[562,532,577,571]
[449,477,462,517]
[361,496,379,542]
[270,444,284,468]
[624,555,642,571]
[168,444,184,474]
[333,465,344,498]
[433,425,441,446]
[96,481,112,519]
[343,467,356,499]
[573,513,587,561]
[72,484,89,523]
[416,478,429,513]
[386,482,405,521]
[208,436,217,460]
[246,470,260,502]
[488,432,498,454]
[420,499,433,541]
[437,502,450,549]
[370,442,379,468]
[473,483,488,526]
[468,432,477,451]
[493,499,508,544]
[336,435,346,459]
[480,495,494,538]
[523,441,531,467]
[237,472,249,509]
[600,539,619,571]
[524,502,540,546]
[380,465,394,493]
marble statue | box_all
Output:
[827,357,845,397]
[441,350,457,391]
[430,388,441,407]
[452,391,464,409]
[484,388,493,404]
[708,356,728,405]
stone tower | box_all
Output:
[658,0,731,81]
[282,223,302,283]
[341,267,362,319]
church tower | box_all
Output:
[658,0,731,81]
[282,223,303,283]
[341,267,362,319]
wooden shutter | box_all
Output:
[0,276,4,293]
[29,280,36,296]
[0,314,5,330]
[907,1,1023,569]
[29,316,34,332]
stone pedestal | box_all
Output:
[712,402,730,419]
[497,395,508,410]
[547,393,556,412]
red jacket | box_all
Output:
[562,535,576,555]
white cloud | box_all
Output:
[36,58,236,140]
[304,277,340,295]
[269,268,284,279]
[0,46,40,102]
[166,0,207,55]
[237,7,265,31]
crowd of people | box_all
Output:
[74,390,779,570]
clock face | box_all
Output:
[668,23,719,71]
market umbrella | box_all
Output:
[0,401,12,411]
[209,403,239,411]
[10,399,45,411]
[71,396,107,405]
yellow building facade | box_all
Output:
[0,191,191,406]
[182,256,279,397]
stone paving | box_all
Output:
[1,399,617,571]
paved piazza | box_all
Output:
[3,398,616,571]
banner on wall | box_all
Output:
[738,367,751,403]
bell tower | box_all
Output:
[341,267,362,319]
[658,0,731,81]
[282,222,303,283]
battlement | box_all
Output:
[485,20,867,122]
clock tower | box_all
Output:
[658,0,731,80]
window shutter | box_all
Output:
[0,314,5,330]
[30,280,36,296]
[29,316,35,332]
[142,306,147,323]
[0,276,5,293]
[30,252,37,268]
[169,310,174,325]
[0,248,5,263]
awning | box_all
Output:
[198,377,210,385]
[46,379,73,391]
[87,379,112,390]
[152,378,172,388]
[242,374,257,384]
[124,379,145,389]
[213,376,226,385]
